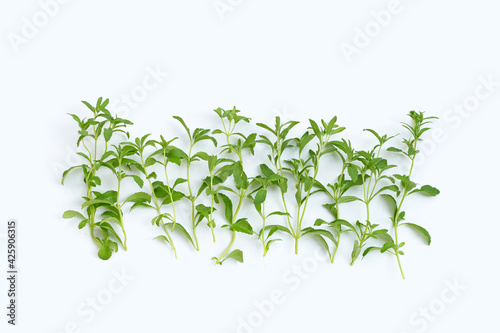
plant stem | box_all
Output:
[116,160,127,250]
[276,142,295,237]
[186,143,200,251]
[330,198,341,263]
[261,201,267,256]
[163,154,178,232]
[295,148,323,253]
[216,230,235,265]
[209,173,216,242]
[392,140,417,279]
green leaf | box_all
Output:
[372,185,399,198]
[165,223,194,247]
[218,193,233,222]
[362,246,381,257]
[100,98,109,109]
[161,190,185,205]
[333,219,356,232]
[302,228,335,243]
[61,165,84,184]
[381,194,397,213]
[416,185,440,196]
[265,239,282,253]
[314,218,327,226]
[173,116,191,139]
[381,241,396,253]
[68,113,82,124]
[254,189,267,205]
[195,151,210,161]
[130,202,155,211]
[129,175,144,188]
[78,220,88,229]
[347,164,358,182]
[98,239,113,260]
[173,178,187,189]
[63,210,85,220]
[309,119,321,138]
[124,192,151,204]
[145,156,158,167]
[256,123,276,135]
[264,224,292,236]
[225,249,244,263]
[154,235,172,246]
[351,240,361,263]
[323,203,337,218]
[81,199,114,209]
[364,128,383,144]
[195,204,211,219]
[242,133,257,153]
[98,222,124,248]
[103,128,113,142]
[387,147,404,154]
[196,135,217,147]
[266,211,290,219]
[403,223,431,245]
[232,161,249,190]
[337,196,360,204]
[81,100,95,112]
[230,218,253,235]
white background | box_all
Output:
[1,1,499,332]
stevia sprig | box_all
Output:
[380,111,440,279]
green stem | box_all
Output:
[116,162,127,250]
[261,201,267,256]
[186,143,200,251]
[295,163,320,253]
[216,230,235,265]
[394,222,406,279]
[163,153,178,231]
[276,150,295,238]
[209,173,216,242]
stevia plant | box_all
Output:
[172,116,217,250]
[61,99,441,274]
[256,117,297,248]
[124,134,182,258]
[62,97,135,260]
[211,107,257,264]
[194,153,232,242]
[346,129,398,266]
[97,143,146,253]
[249,165,290,256]
[377,111,440,279]
[304,139,362,263]
[283,117,345,254]
[151,135,186,232]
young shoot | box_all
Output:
[379,111,440,279]
[173,116,217,251]
[211,107,257,264]
[62,97,133,260]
